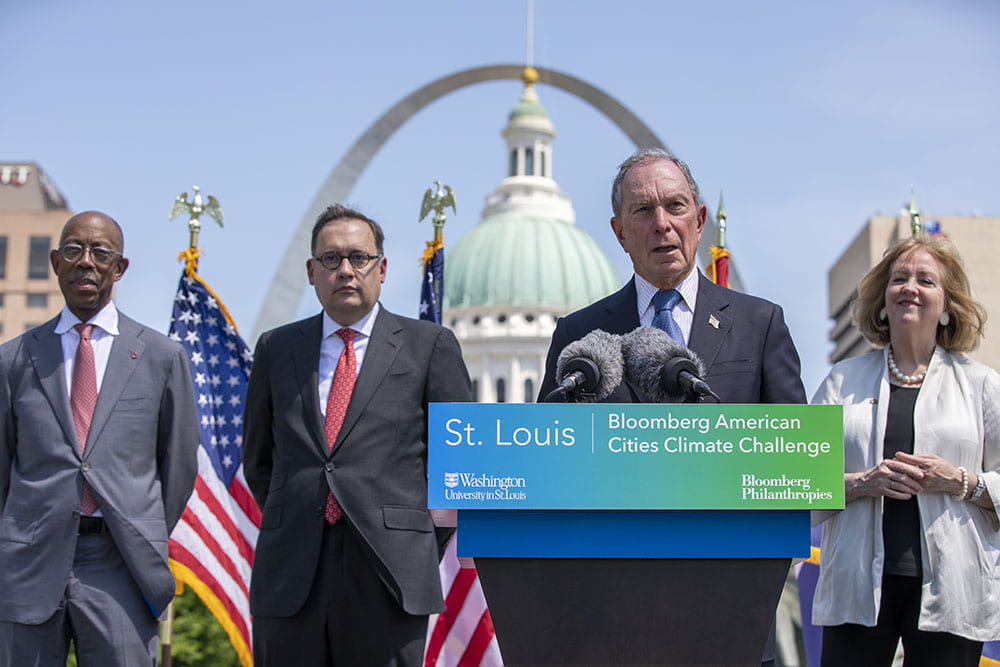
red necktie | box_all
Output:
[323,329,357,524]
[72,323,99,516]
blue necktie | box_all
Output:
[652,289,684,343]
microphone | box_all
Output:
[621,327,721,403]
[545,330,624,403]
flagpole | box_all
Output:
[419,181,456,324]
[416,181,502,665]
[716,190,727,250]
[161,185,226,667]
[709,191,731,288]
[908,186,922,238]
[159,597,175,667]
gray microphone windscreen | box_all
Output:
[555,329,624,401]
[621,327,706,402]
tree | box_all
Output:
[168,586,240,667]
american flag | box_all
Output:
[167,258,260,667]
[425,537,502,666]
[418,236,503,667]
[419,239,444,323]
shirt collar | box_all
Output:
[322,302,379,340]
[634,269,700,313]
[54,301,120,336]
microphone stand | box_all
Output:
[542,387,596,403]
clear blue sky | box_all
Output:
[3,0,998,393]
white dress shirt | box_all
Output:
[318,303,379,417]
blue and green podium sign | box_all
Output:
[429,403,844,511]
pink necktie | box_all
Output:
[72,323,99,516]
[323,329,357,524]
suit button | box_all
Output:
[71,510,80,518]
[324,463,334,472]
[314,507,323,516]
[81,462,91,472]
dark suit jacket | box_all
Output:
[537,273,806,663]
[243,307,472,618]
[539,273,806,405]
[0,313,199,624]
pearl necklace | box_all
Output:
[887,348,926,385]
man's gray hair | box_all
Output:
[610,148,702,218]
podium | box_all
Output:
[462,510,807,666]
[429,403,842,666]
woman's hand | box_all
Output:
[846,458,924,502]
[894,451,967,496]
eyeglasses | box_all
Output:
[59,243,122,267]
[312,251,383,271]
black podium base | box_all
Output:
[475,557,789,667]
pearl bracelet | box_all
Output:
[969,474,987,502]
[951,466,968,500]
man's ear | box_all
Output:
[610,216,626,249]
[112,257,129,281]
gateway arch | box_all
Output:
[253,64,735,338]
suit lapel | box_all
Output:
[291,315,327,459]
[598,280,641,335]
[24,318,77,451]
[689,274,733,372]
[86,316,146,456]
[334,307,401,449]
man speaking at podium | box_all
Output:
[538,148,807,664]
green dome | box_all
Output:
[509,98,549,120]
[443,213,619,309]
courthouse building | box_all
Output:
[0,162,70,341]
[443,71,619,403]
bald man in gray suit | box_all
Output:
[0,211,199,666]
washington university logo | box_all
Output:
[444,473,460,488]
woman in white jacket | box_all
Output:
[812,236,998,666]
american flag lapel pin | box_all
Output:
[708,314,720,330]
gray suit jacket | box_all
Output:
[0,313,199,624]
[539,272,807,405]
[243,307,472,618]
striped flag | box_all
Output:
[708,245,730,288]
[167,249,260,667]
[419,232,503,667]
[419,239,444,323]
[708,192,730,288]
[424,537,502,666]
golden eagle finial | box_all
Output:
[170,185,223,249]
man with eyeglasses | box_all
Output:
[244,203,472,665]
[0,211,199,665]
